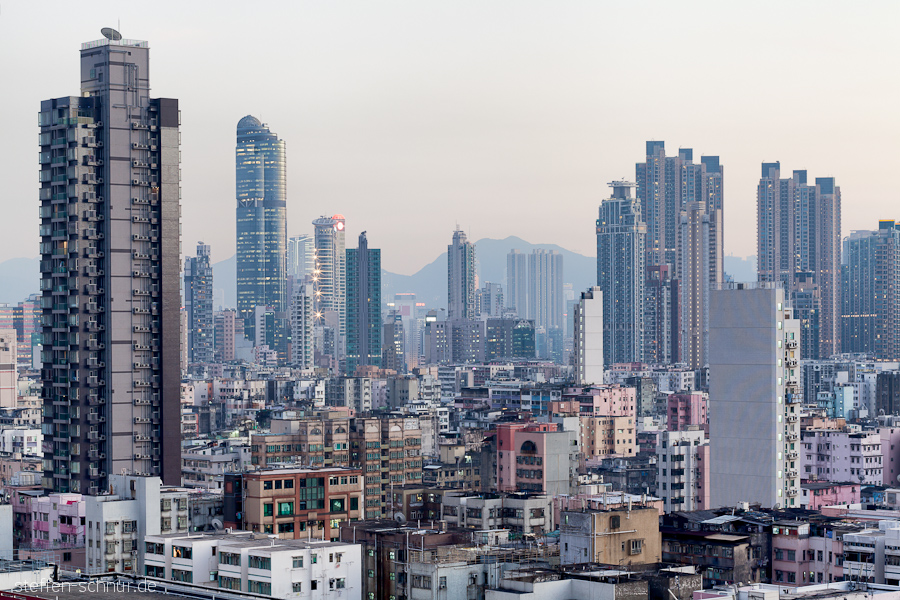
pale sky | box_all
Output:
[2,0,898,275]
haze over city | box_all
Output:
[2,0,899,274]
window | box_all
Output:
[219,552,240,566]
[275,480,282,490]
[330,578,346,589]
[171,569,192,583]
[146,565,164,578]
[331,498,345,512]
[263,504,273,517]
[249,556,271,570]
[219,575,241,590]
[630,539,643,555]
[284,479,294,489]
[368,569,375,578]
[413,575,433,589]
[278,502,294,516]
[248,580,272,595]
[312,554,318,564]
[293,556,304,568]
[264,481,273,490]
[279,523,294,533]
[292,583,302,593]
[787,550,796,561]
[172,546,192,559]
[311,580,318,590]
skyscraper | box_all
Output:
[235,115,287,354]
[476,282,504,318]
[678,203,715,369]
[312,215,346,363]
[448,228,476,320]
[644,265,679,365]
[184,242,214,365]
[528,249,564,331]
[842,222,900,359]
[346,232,382,373]
[287,234,314,289]
[709,283,801,508]
[506,250,528,317]
[596,182,645,365]
[39,33,181,492]
[757,165,841,359]
[290,282,314,369]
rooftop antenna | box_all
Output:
[101,27,122,42]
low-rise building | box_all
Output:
[560,506,661,566]
[143,530,361,599]
[223,467,363,541]
[440,491,553,535]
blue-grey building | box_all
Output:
[235,115,287,359]
[184,242,214,365]
[346,232,381,373]
[596,181,645,365]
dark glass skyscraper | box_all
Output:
[346,232,381,373]
[236,116,287,358]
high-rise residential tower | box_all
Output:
[235,115,287,355]
[448,228,476,320]
[312,215,346,362]
[287,234,314,290]
[506,250,528,317]
[709,283,801,508]
[346,232,382,373]
[39,33,181,492]
[527,250,564,332]
[184,242,214,365]
[596,182,645,365]
[290,282,314,369]
[758,163,841,359]
[842,222,900,359]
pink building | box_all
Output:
[496,422,577,497]
[800,481,861,510]
[563,384,636,417]
[30,493,84,548]
[771,521,850,585]
[802,429,883,484]
[667,392,708,433]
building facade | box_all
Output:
[709,283,802,508]
[346,232,382,373]
[235,115,287,356]
[184,242,213,365]
[596,182,645,365]
[448,229,476,320]
[39,34,181,492]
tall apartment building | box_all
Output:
[235,116,287,356]
[346,232,381,374]
[349,416,423,520]
[290,282,314,369]
[184,242,213,364]
[644,266,679,365]
[312,215,346,362]
[287,233,314,286]
[506,250,528,317]
[448,228,476,320]
[382,311,405,373]
[573,287,604,385]
[213,309,239,363]
[842,221,900,359]
[679,202,721,369]
[758,163,841,358]
[527,249,564,332]
[39,34,181,492]
[596,182,645,364]
[709,283,801,508]
[476,282,504,318]
[656,428,709,513]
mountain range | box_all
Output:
[0,244,758,308]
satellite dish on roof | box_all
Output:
[394,513,406,524]
[101,27,122,41]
